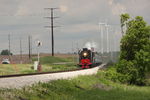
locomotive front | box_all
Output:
[78,48,94,68]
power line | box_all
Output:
[44,8,60,56]
[0,13,47,17]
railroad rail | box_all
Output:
[0,64,105,89]
[0,68,83,78]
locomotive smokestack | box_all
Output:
[83,48,88,51]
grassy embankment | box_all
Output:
[0,69,150,100]
[0,56,77,75]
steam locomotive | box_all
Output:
[78,48,101,68]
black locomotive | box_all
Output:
[78,48,101,68]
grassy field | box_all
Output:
[0,70,150,100]
[32,56,73,65]
[0,56,77,75]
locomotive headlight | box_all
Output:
[83,52,88,57]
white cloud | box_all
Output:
[15,5,30,16]
[108,0,126,15]
[108,0,113,5]
[112,3,126,15]
[0,0,149,53]
[60,5,68,13]
[62,23,99,34]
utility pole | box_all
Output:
[113,29,117,62]
[109,26,114,61]
[105,23,109,53]
[44,8,59,56]
[76,42,79,64]
[72,42,74,63]
[99,22,106,63]
[30,35,32,58]
[99,23,105,54]
[114,29,117,51]
[20,37,22,64]
[8,34,11,61]
[28,35,31,59]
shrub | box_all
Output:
[105,67,119,82]
[116,60,145,85]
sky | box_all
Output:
[0,0,150,54]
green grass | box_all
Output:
[0,64,35,75]
[32,56,72,65]
[0,64,77,75]
[0,56,77,75]
[0,70,150,100]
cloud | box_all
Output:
[15,6,29,16]
[0,0,149,54]
[62,23,99,34]
[60,5,68,13]
[108,0,113,5]
[108,0,126,15]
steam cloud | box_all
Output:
[84,41,99,51]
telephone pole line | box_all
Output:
[105,23,109,53]
[30,36,32,57]
[99,22,105,54]
[20,37,22,64]
[44,8,59,56]
[28,35,31,59]
[8,34,11,60]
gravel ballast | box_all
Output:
[0,64,105,88]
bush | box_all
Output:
[104,60,146,85]
[116,60,146,85]
[105,67,119,82]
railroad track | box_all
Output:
[0,68,83,78]
[0,64,105,89]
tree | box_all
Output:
[120,16,150,61]
[117,14,150,85]
[0,49,13,55]
[120,13,130,35]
